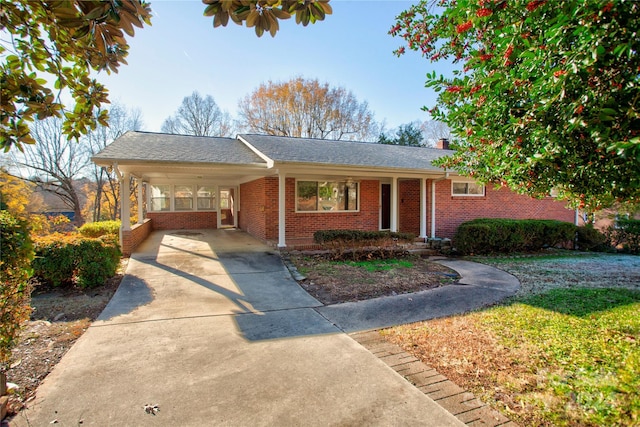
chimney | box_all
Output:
[436,138,450,150]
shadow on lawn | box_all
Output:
[519,287,640,317]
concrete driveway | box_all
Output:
[11,229,463,426]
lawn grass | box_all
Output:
[342,258,414,272]
[481,288,640,426]
[383,254,640,426]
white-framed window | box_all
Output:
[150,184,171,211]
[148,184,217,212]
[452,181,485,196]
[174,185,194,210]
[296,180,359,212]
[197,185,216,210]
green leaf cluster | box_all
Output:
[0,210,33,371]
[203,0,332,37]
[1,0,152,151]
[392,0,640,211]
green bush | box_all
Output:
[607,218,640,254]
[576,225,609,251]
[75,238,121,288]
[32,234,121,288]
[454,219,576,255]
[0,210,33,370]
[78,220,120,238]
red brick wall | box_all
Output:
[147,211,217,230]
[271,178,379,245]
[239,177,279,241]
[432,179,575,238]
[399,179,421,235]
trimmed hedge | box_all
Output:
[576,225,609,251]
[313,230,415,245]
[78,220,120,238]
[454,219,576,255]
[32,233,121,288]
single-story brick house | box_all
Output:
[92,131,576,255]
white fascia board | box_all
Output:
[237,135,275,168]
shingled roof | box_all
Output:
[93,131,451,173]
[238,134,450,172]
[92,131,266,166]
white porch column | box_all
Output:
[121,172,131,231]
[431,179,436,238]
[391,176,398,232]
[137,179,144,225]
[420,178,427,239]
[278,173,286,248]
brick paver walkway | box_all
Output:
[351,330,518,427]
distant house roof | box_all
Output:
[238,134,450,172]
[93,131,452,173]
[92,131,266,166]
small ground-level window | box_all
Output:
[150,184,171,211]
[175,185,194,210]
[197,185,216,210]
[452,181,485,196]
[296,180,358,211]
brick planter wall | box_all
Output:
[121,218,152,257]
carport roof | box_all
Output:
[92,131,266,166]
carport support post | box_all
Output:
[420,178,427,239]
[137,179,144,224]
[278,173,286,248]
[121,172,131,231]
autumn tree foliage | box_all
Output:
[1,0,151,151]
[392,0,640,210]
[239,77,379,141]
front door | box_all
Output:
[381,183,391,230]
[219,188,235,227]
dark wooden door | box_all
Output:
[381,184,391,230]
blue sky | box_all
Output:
[99,1,453,134]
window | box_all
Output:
[150,185,170,211]
[452,181,485,196]
[174,185,193,210]
[197,185,216,210]
[296,180,358,211]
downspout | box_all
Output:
[430,172,449,239]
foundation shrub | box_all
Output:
[32,234,121,288]
[454,219,576,255]
[576,225,610,251]
[313,230,415,261]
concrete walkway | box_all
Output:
[10,229,518,427]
